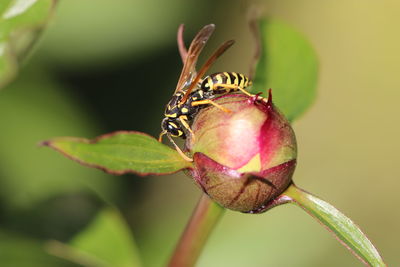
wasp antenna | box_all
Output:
[177,24,187,64]
[248,16,261,80]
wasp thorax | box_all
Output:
[185,93,297,213]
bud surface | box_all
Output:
[186,93,297,213]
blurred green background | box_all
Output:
[0,0,398,266]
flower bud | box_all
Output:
[186,92,297,213]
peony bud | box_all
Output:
[185,92,297,213]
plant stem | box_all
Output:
[168,193,225,267]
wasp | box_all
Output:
[159,24,253,161]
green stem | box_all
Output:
[168,193,225,267]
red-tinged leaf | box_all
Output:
[43,131,193,176]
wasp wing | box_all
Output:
[174,24,215,94]
[179,40,235,104]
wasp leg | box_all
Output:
[165,133,193,162]
[191,99,232,113]
[212,83,254,97]
[179,116,195,141]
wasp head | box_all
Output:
[161,118,186,139]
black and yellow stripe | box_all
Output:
[201,72,252,93]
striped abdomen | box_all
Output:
[201,72,252,94]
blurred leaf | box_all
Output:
[253,19,318,121]
[0,0,55,89]
[47,208,142,267]
[38,0,206,67]
[284,184,386,267]
[0,66,117,209]
[44,131,193,175]
[0,229,79,267]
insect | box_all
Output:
[159,24,253,160]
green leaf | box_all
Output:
[0,0,55,89]
[253,19,318,121]
[0,229,79,267]
[0,66,117,208]
[43,131,193,175]
[38,0,205,68]
[47,208,142,267]
[284,184,386,267]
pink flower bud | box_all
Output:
[186,92,297,213]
